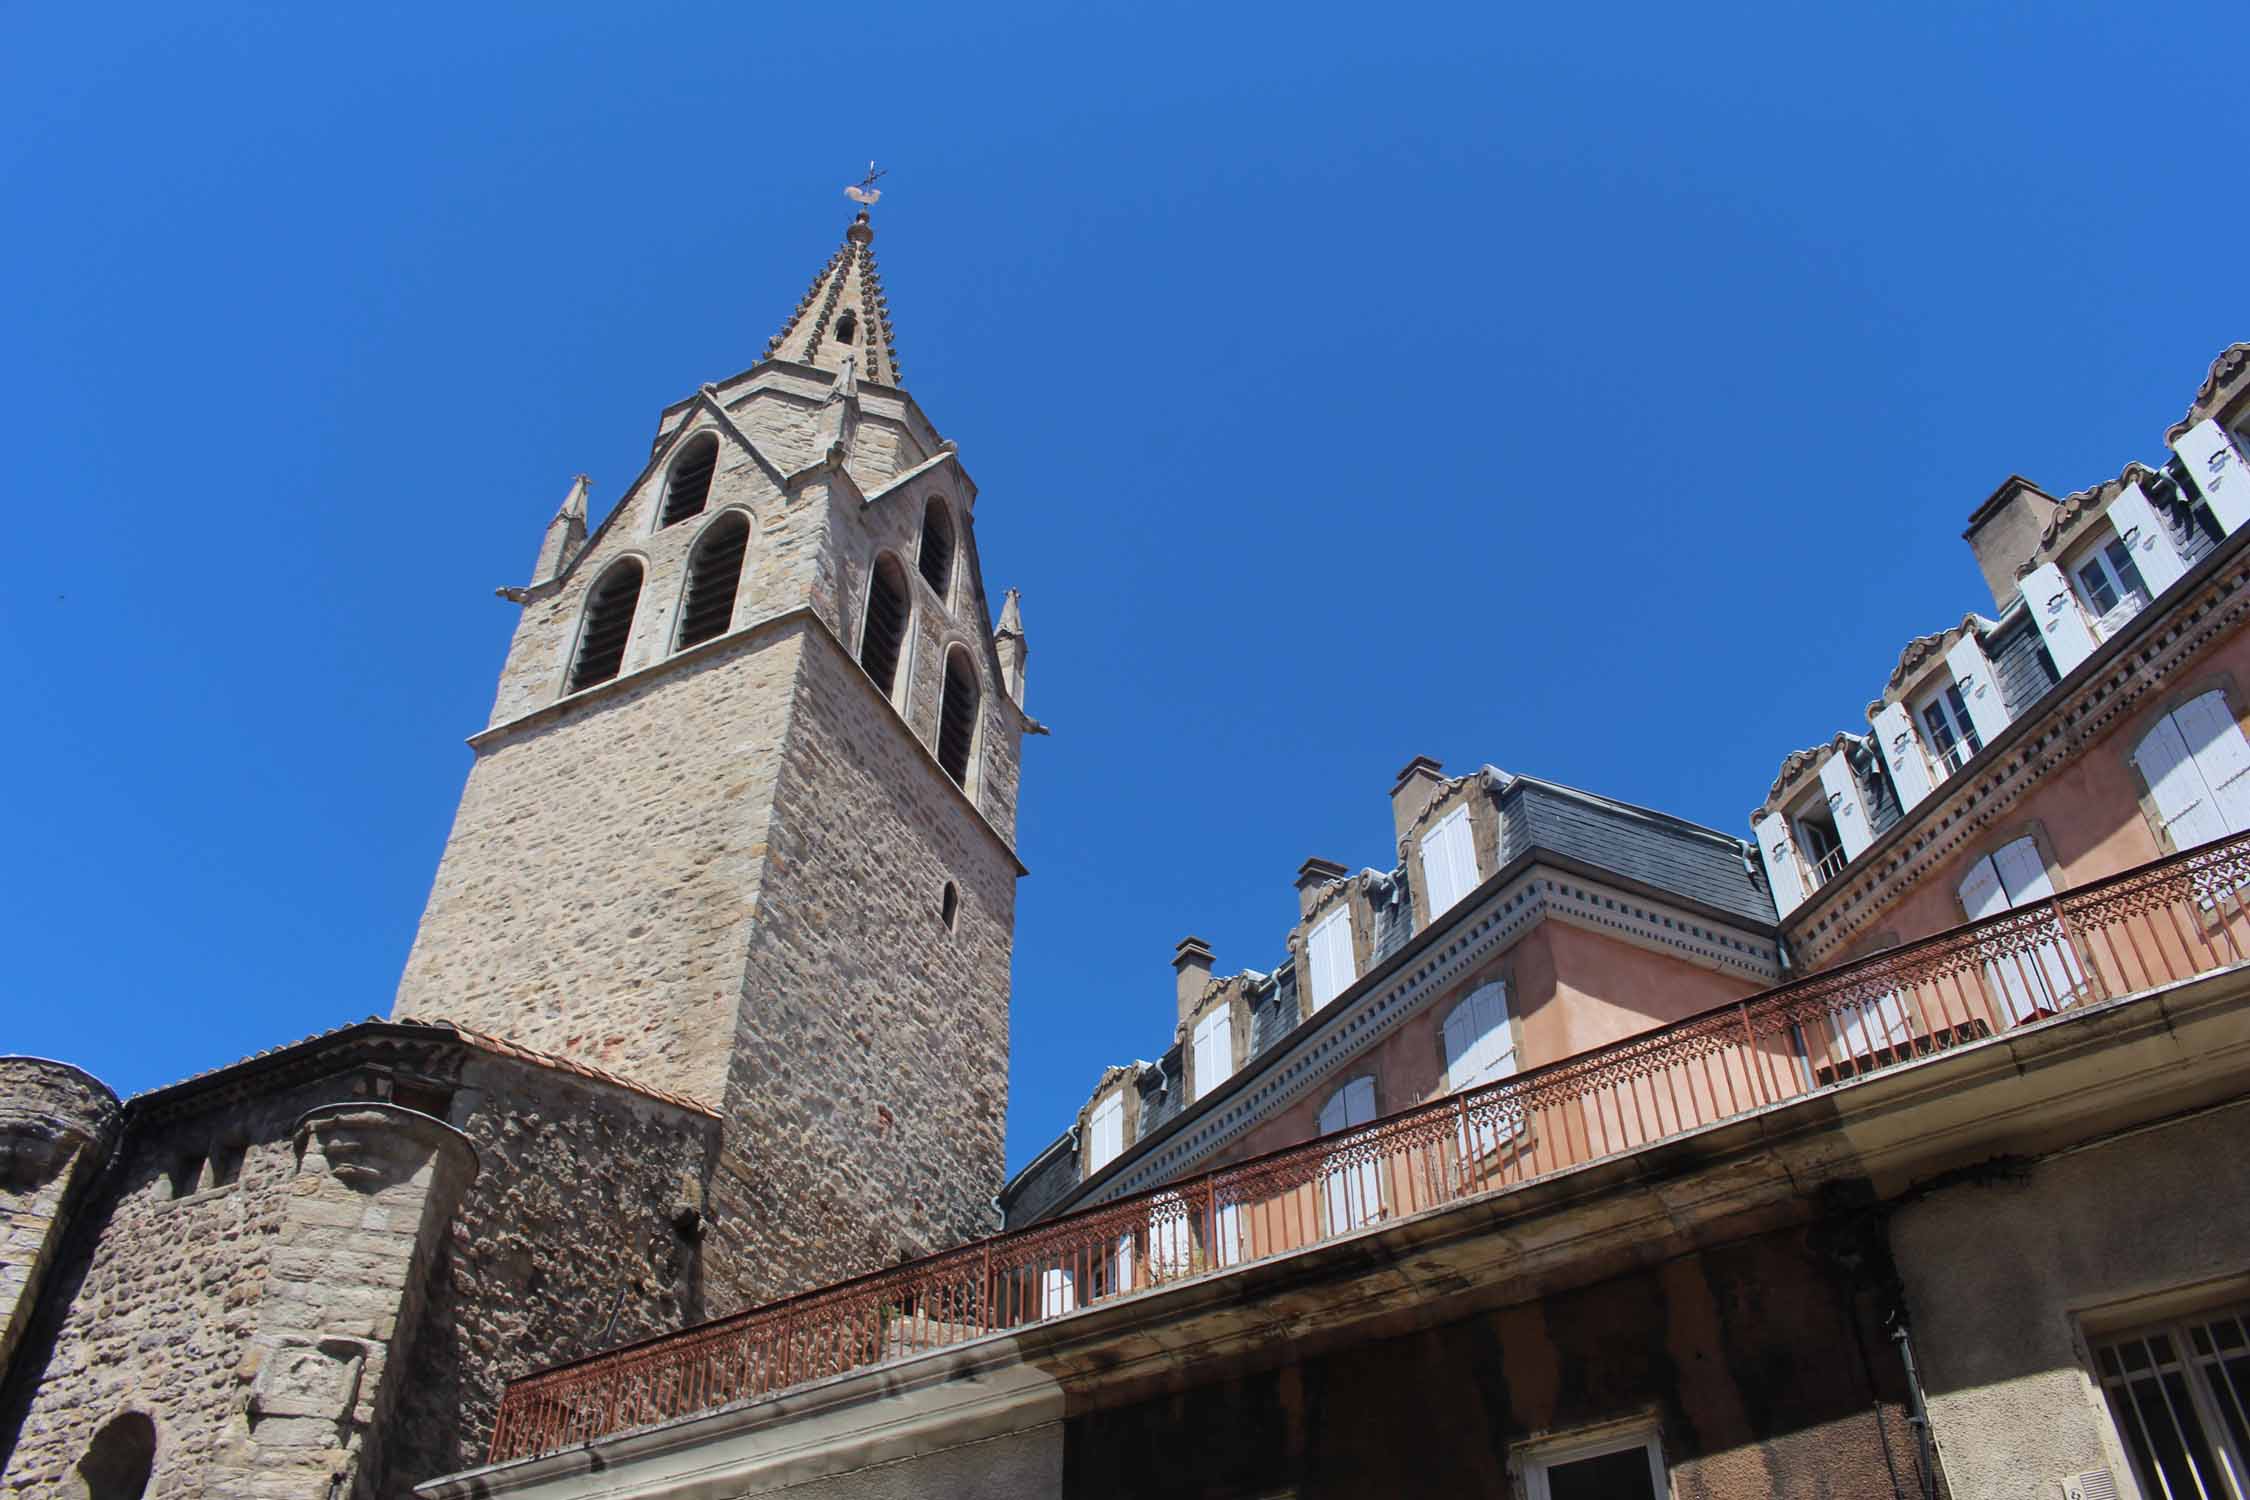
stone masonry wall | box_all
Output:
[0,1065,474,1500]
[0,1060,119,1385]
[394,630,797,1105]
[704,624,1016,1310]
[383,1053,719,1492]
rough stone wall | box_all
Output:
[394,627,796,1104]
[0,1070,474,1500]
[383,1054,720,1492]
[0,1061,118,1382]
[704,623,1015,1311]
[1057,1223,1927,1500]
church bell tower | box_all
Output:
[394,205,1033,1303]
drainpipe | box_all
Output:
[1890,1312,1939,1500]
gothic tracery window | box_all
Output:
[675,513,750,651]
[569,560,643,691]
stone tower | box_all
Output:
[394,207,1033,1303]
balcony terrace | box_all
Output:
[474,831,2250,1475]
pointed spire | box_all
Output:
[531,473,591,586]
[764,211,903,387]
[994,588,1028,708]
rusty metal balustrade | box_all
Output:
[487,831,2250,1464]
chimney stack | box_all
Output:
[1173,936,1215,1024]
[1295,857,1348,919]
[1390,755,1447,841]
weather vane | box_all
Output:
[845,161,887,207]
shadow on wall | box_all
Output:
[1052,1225,1921,1500]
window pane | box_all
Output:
[1545,1445,1658,1500]
[2105,1370,2226,1500]
[2079,558,2121,614]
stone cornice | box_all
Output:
[1787,522,2250,966]
[2168,342,2250,443]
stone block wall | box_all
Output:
[394,627,798,1105]
[0,1069,475,1500]
[384,1052,720,1491]
[705,625,1015,1310]
[0,1060,119,1385]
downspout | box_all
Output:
[1890,1312,1940,1500]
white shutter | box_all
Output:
[1872,701,1934,813]
[2135,710,2227,850]
[1212,1202,1244,1266]
[2175,419,2250,535]
[1988,836,2084,1016]
[2173,692,2250,837]
[1944,633,2013,746]
[1445,982,1517,1092]
[1441,997,1477,1092]
[1958,854,2008,921]
[1992,837,2054,904]
[1088,1092,1124,1172]
[2106,480,2188,597]
[1419,806,1477,919]
[2019,562,2098,677]
[1319,1078,1383,1234]
[1754,812,1808,915]
[1307,908,1355,1007]
[1817,751,1874,859]
[1191,1008,1233,1100]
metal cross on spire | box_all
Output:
[844,161,887,207]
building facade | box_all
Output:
[423,344,2250,1500]
[0,208,1035,1498]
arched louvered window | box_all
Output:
[937,647,979,786]
[918,498,955,598]
[658,434,718,528]
[71,1411,155,1500]
[835,310,858,345]
[861,556,910,699]
[568,561,642,691]
[675,513,750,651]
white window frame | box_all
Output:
[1191,1006,1234,1102]
[1915,677,1983,775]
[2089,1306,2250,1500]
[2072,532,2152,639]
[1086,1090,1124,1174]
[1306,907,1356,1008]
[1418,804,1479,920]
[1516,1422,1669,1500]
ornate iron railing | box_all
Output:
[487,831,2250,1464]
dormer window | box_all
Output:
[1788,791,1847,890]
[1190,1007,1234,1101]
[1087,1091,1124,1173]
[834,310,858,345]
[2072,532,2152,640]
[658,434,718,528]
[1418,805,1478,920]
[1916,679,1982,776]
[1306,907,1355,1007]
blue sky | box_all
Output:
[2,2,2241,1171]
